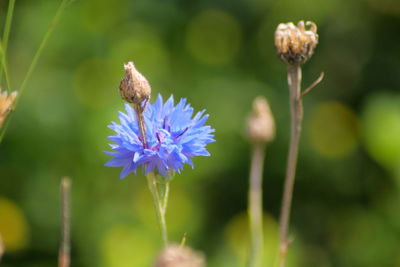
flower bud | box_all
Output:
[154,244,205,267]
[119,62,151,104]
[275,21,318,65]
[247,96,275,144]
[0,89,17,128]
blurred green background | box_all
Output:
[1,0,400,266]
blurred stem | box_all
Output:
[0,0,15,87]
[59,177,71,267]
[278,64,303,267]
[146,172,168,247]
[0,42,12,91]
[248,143,265,267]
[161,180,170,214]
[0,0,71,146]
[15,0,71,106]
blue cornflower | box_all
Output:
[105,94,215,178]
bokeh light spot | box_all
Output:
[109,23,169,85]
[80,0,126,33]
[101,224,157,267]
[308,101,358,159]
[186,9,242,65]
[362,93,400,169]
[0,197,29,252]
[73,58,119,109]
[224,212,299,266]
[330,209,398,266]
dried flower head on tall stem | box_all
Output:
[154,244,206,267]
[274,21,323,267]
[246,96,275,267]
[275,21,318,65]
[0,89,17,128]
[0,233,4,262]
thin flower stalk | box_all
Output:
[0,0,16,86]
[146,172,169,246]
[0,42,12,92]
[246,97,275,267]
[248,143,265,267]
[16,0,72,104]
[278,64,302,267]
[132,92,169,246]
[59,177,71,267]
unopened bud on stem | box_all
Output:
[0,89,17,128]
[154,244,205,267]
[247,96,275,144]
[119,62,151,104]
[275,21,318,65]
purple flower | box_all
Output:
[105,94,215,178]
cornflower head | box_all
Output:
[105,94,215,178]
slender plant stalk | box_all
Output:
[161,180,170,214]
[134,104,148,148]
[133,99,169,247]
[16,0,71,104]
[248,143,265,267]
[59,177,71,267]
[0,42,12,91]
[278,64,303,267]
[0,0,16,85]
[0,0,71,145]
[146,171,168,247]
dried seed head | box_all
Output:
[119,62,151,104]
[247,96,275,144]
[0,89,18,128]
[275,21,318,65]
[0,234,3,261]
[154,244,206,267]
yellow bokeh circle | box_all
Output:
[0,197,29,252]
[308,101,358,159]
[186,9,242,65]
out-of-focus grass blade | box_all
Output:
[0,0,15,89]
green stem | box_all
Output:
[161,180,170,215]
[0,0,71,145]
[248,143,265,267]
[278,64,303,267]
[0,0,15,86]
[146,172,168,247]
[15,0,71,106]
[0,42,12,91]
